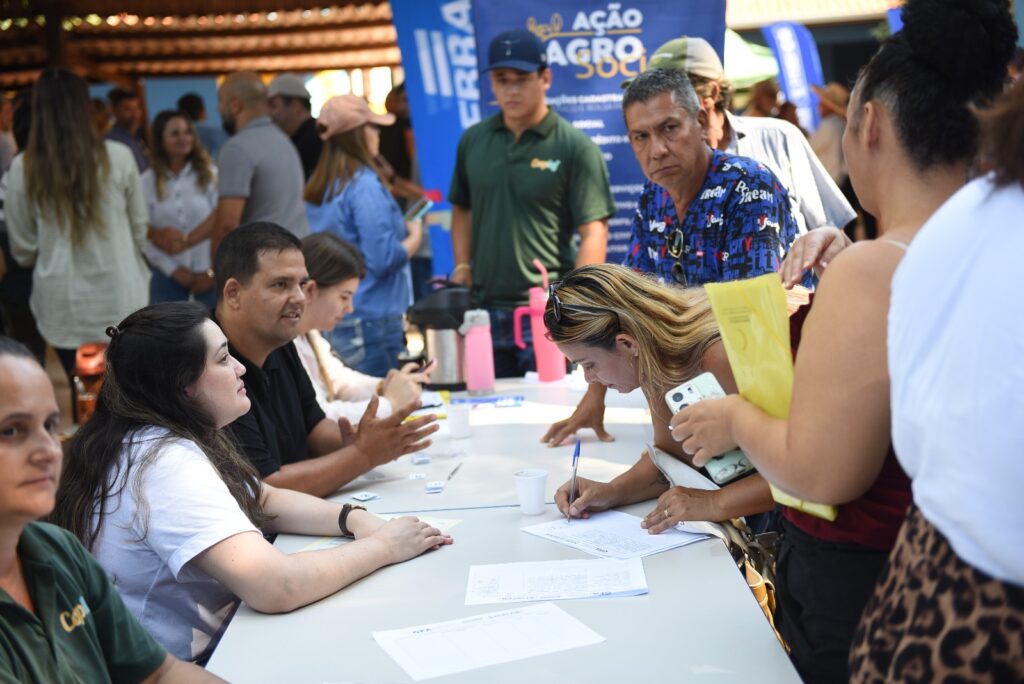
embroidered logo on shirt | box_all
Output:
[59,596,92,633]
[530,158,562,172]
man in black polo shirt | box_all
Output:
[214,222,438,496]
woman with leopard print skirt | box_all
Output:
[849,75,1024,683]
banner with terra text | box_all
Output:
[390,0,482,277]
[762,22,825,133]
[471,1,726,261]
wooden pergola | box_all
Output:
[0,1,400,88]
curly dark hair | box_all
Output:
[852,0,1017,170]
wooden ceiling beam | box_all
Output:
[88,40,398,63]
[73,18,393,40]
[105,47,401,75]
[0,0,389,20]
[76,26,396,57]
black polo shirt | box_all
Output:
[291,117,323,180]
[227,341,326,478]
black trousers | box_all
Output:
[775,517,890,684]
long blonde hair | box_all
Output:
[303,125,385,204]
[24,68,109,245]
[543,264,721,396]
[149,110,215,201]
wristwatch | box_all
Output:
[338,504,367,538]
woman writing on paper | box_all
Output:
[669,1,1017,681]
[547,263,774,528]
[51,303,451,664]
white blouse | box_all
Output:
[293,331,393,424]
[141,161,217,276]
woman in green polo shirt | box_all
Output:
[0,336,218,682]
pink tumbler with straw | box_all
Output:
[513,259,567,382]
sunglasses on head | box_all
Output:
[548,282,621,325]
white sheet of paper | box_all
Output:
[521,510,710,559]
[465,557,648,605]
[372,602,604,681]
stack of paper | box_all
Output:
[522,510,710,559]
[465,557,647,605]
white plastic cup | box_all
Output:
[514,469,548,515]
[448,404,471,439]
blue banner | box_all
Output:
[762,22,824,133]
[887,8,904,34]
[391,0,483,276]
[470,1,726,261]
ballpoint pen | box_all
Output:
[446,462,463,481]
[566,438,580,524]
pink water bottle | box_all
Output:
[459,309,495,395]
[513,260,567,382]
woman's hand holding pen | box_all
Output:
[554,477,621,519]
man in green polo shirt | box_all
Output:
[449,28,616,377]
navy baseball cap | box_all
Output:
[484,29,547,72]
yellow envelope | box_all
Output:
[704,274,837,521]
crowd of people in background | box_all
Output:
[0,0,1022,680]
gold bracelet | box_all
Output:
[453,263,472,274]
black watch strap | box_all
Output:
[338,504,366,537]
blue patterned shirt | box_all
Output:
[623,149,805,287]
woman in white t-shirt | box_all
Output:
[51,302,452,663]
[294,232,431,425]
[141,110,218,309]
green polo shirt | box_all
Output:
[449,109,616,309]
[0,522,166,683]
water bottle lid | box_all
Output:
[458,308,490,335]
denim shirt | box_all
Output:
[306,166,412,319]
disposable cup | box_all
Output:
[514,469,548,515]
[448,404,471,439]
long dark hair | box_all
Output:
[977,80,1024,188]
[149,109,215,201]
[51,302,268,548]
[24,67,109,245]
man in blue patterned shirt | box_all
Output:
[621,68,801,287]
[542,67,806,448]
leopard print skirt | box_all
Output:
[850,505,1024,682]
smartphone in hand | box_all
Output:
[665,372,755,485]
[404,197,434,222]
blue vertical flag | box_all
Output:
[762,22,825,133]
[390,0,483,276]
